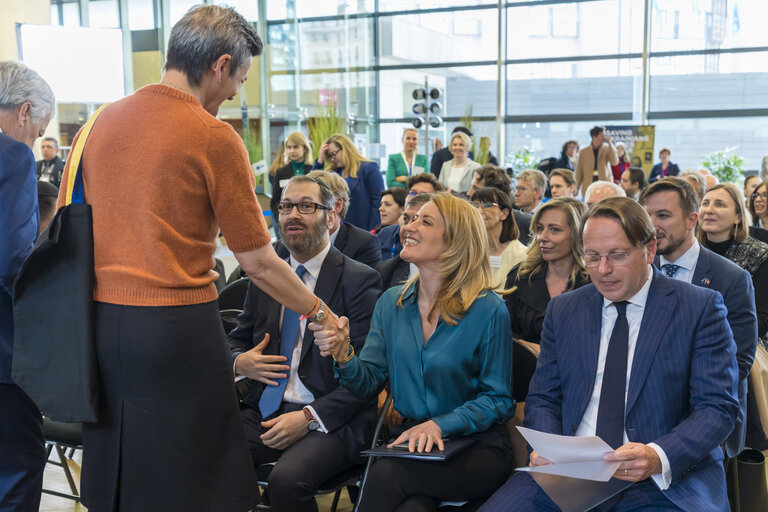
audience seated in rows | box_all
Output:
[468,165,532,244]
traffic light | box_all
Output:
[411,87,443,129]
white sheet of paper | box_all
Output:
[515,427,620,482]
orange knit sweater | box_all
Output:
[57,84,270,306]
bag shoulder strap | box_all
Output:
[64,103,110,206]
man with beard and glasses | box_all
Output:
[639,177,757,461]
[229,175,381,511]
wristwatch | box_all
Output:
[309,300,326,323]
[303,408,319,431]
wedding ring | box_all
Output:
[623,469,628,476]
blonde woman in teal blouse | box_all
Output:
[314,193,515,511]
[386,128,428,188]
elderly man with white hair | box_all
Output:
[584,180,626,208]
[0,60,55,511]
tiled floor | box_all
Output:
[38,447,768,511]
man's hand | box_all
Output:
[604,442,662,482]
[388,420,444,453]
[234,334,289,386]
[260,411,310,450]
[309,315,350,360]
[529,451,553,467]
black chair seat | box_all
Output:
[43,417,83,447]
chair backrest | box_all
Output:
[218,277,249,310]
[513,339,539,403]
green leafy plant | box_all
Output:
[459,105,476,157]
[508,147,540,175]
[308,101,345,162]
[701,149,745,184]
[241,125,264,187]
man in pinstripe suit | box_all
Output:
[481,198,739,512]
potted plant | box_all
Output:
[701,148,745,184]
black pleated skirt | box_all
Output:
[81,301,259,512]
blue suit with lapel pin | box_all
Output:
[655,247,757,458]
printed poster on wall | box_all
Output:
[605,126,655,177]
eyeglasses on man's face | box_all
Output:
[472,201,499,210]
[584,252,633,268]
[277,201,332,215]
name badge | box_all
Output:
[489,256,502,268]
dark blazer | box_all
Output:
[269,162,312,221]
[552,151,574,172]
[228,246,382,459]
[649,162,681,183]
[654,247,757,457]
[376,224,401,261]
[0,133,39,383]
[526,269,739,511]
[749,226,768,244]
[504,264,589,343]
[312,160,384,231]
[36,156,65,188]
[377,255,410,290]
[513,210,533,245]
[276,222,381,269]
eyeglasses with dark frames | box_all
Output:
[277,201,332,215]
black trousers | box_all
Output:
[241,403,357,512]
[357,426,514,512]
[0,383,45,511]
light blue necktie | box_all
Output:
[258,264,307,418]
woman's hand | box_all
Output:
[317,142,329,164]
[388,420,444,453]
[309,315,350,361]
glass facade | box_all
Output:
[44,0,768,174]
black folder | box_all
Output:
[361,437,477,461]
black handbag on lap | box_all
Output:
[12,105,107,422]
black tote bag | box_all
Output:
[12,105,107,422]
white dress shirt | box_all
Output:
[575,265,672,489]
[659,239,700,284]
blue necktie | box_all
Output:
[258,264,307,418]
[662,263,681,278]
[596,301,629,450]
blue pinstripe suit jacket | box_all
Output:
[524,268,739,511]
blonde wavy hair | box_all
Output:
[514,197,589,291]
[397,193,492,325]
[325,133,371,179]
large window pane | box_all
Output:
[269,18,374,72]
[507,58,643,116]
[652,117,768,172]
[214,0,258,21]
[378,1,494,12]
[268,0,375,20]
[379,9,497,66]
[170,0,198,26]
[379,65,497,119]
[89,0,120,28]
[650,53,768,112]
[507,0,645,60]
[651,0,768,52]
[128,0,156,30]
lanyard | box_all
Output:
[401,152,415,175]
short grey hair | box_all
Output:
[307,170,350,220]
[517,169,547,192]
[282,175,336,211]
[585,181,626,201]
[165,5,263,86]
[679,169,706,199]
[0,61,55,122]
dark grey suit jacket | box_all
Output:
[228,246,382,458]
